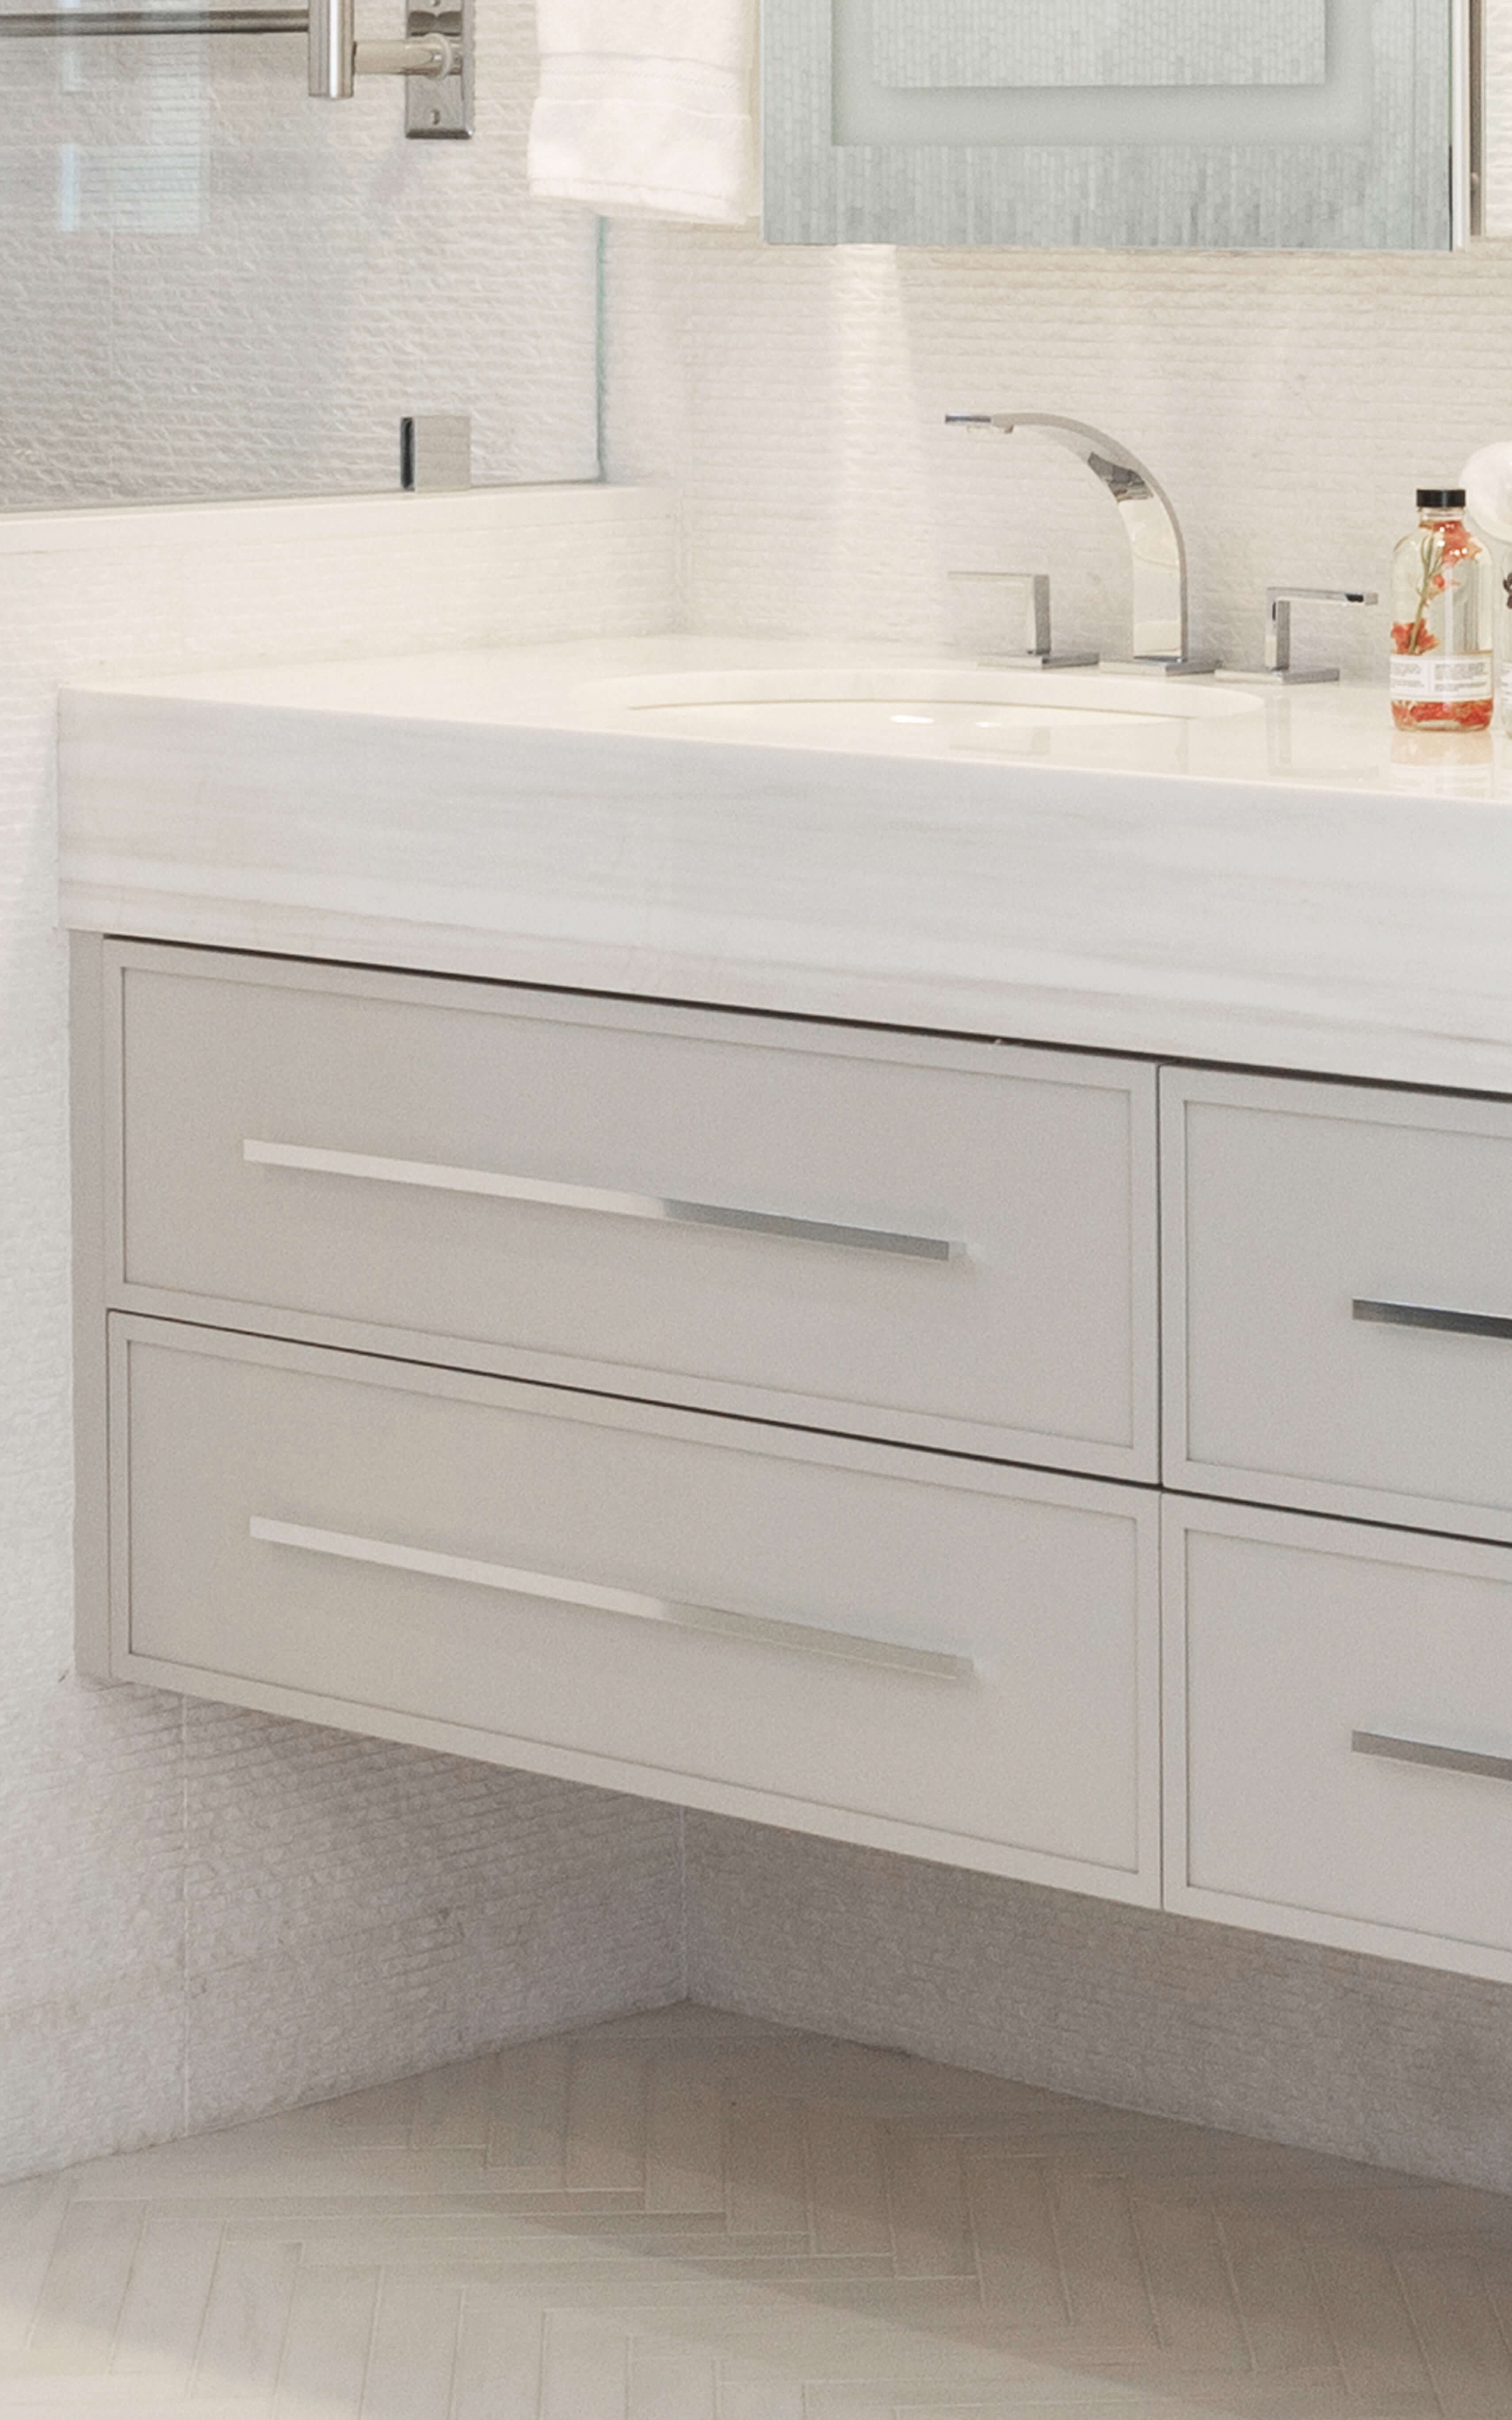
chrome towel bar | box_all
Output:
[1,0,472,136]
[1,9,303,27]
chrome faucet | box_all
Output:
[1264,585,1379,682]
[946,413,1214,674]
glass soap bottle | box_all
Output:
[1390,487,1494,731]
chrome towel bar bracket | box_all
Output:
[1,0,472,138]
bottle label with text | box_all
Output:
[1390,652,1493,703]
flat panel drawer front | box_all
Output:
[112,945,1157,1476]
[1165,1069,1512,1539]
[1166,1499,1512,1982]
[113,1319,1160,1896]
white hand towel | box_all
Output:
[529,0,757,226]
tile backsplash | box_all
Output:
[605,10,1512,685]
[607,230,1512,685]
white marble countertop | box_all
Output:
[57,634,1512,1095]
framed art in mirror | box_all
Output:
[763,0,1474,250]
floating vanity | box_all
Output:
[59,636,1512,1991]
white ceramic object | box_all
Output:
[580,663,1261,751]
[1464,440,1512,543]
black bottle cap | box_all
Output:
[1417,487,1466,509]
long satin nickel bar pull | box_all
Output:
[244,1140,965,1264]
[1353,1729,1512,1785]
[251,1517,977,1682]
[1353,1298,1512,1342]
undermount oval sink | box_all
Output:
[578,665,1263,755]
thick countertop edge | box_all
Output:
[57,688,1510,838]
[58,882,1512,1099]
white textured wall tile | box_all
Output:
[0,1686,185,2014]
[1486,1,1512,237]
[0,485,679,2187]
[0,1973,187,2183]
[184,1720,685,2133]
[182,1703,677,1973]
[606,223,1512,682]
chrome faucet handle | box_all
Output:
[946,571,1098,668]
[1263,585,1380,682]
[946,412,1214,674]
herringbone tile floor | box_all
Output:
[3,2002,1512,2417]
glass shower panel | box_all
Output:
[0,0,600,508]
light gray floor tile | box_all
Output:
[11,1999,1512,2416]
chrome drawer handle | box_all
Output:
[244,1141,964,1264]
[250,1516,977,1683]
[1352,1729,1512,1786]
[1353,1298,1512,1342]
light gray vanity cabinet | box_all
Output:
[72,934,1512,1980]
[1166,1497,1512,1984]
[1164,1068,1512,1543]
[114,1317,1161,1902]
[72,936,1164,1903]
[103,944,1158,1479]
[764,0,1469,250]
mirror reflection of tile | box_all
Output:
[872,0,1329,90]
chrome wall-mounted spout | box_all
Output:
[946,412,1214,674]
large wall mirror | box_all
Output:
[0,0,599,512]
[764,0,1474,249]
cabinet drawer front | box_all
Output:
[1166,1498,1512,1981]
[1165,1069,1512,1539]
[112,945,1157,1478]
[113,1319,1160,1897]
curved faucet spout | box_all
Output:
[946,411,1198,667]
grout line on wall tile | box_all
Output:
[677,1803,690,2002]
[179,1689,191,2140]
